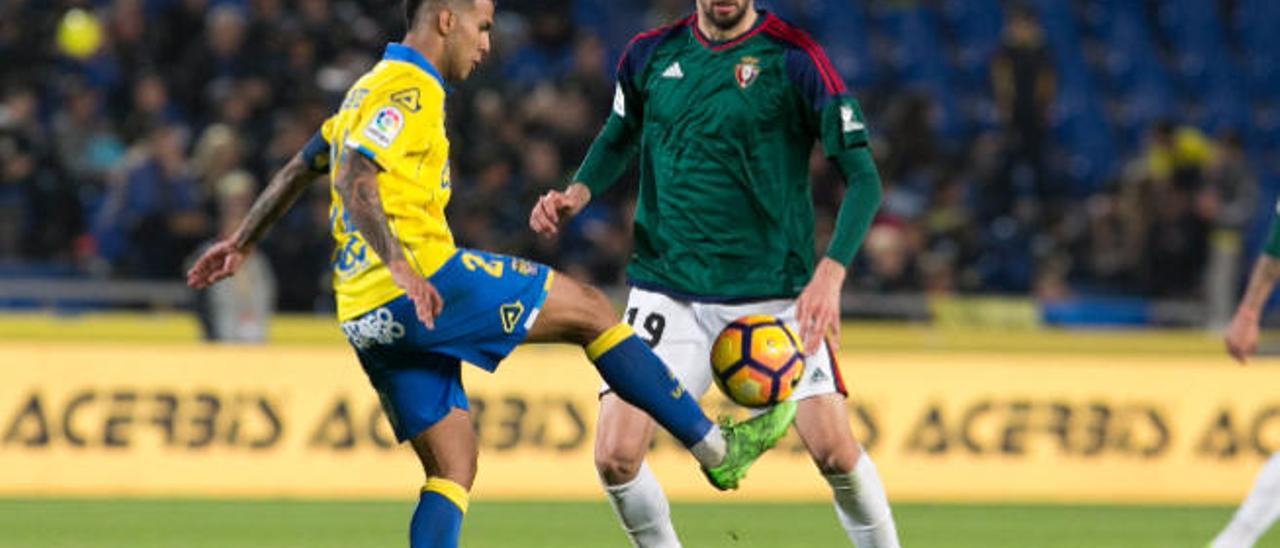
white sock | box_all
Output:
[1213,451,1280,548]
[825,455,901,548]
[602,462,683,548]
[689,425,725,468]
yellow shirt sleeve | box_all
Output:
[320,115,337,144]
[342,80,442,171]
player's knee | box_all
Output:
[813,444,861,476]
[443,454,478,490]
[571,283,619,346]
[425,448,478,490]
[594,444,645,485]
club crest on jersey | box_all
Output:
[735,56,760,89]
[364,106,404,148]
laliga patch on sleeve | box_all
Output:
[838,101,869,148]
[363,106,405,149]
[612,83,626,118]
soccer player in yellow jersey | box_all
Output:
[186,1,796,546]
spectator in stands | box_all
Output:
[565,33,613,116]
[0,85,40,261]
[173,5,259,118]
[1204,132,1258,326]
[194,170,275,342]
[0,0,1271,316]
[503,0,575,88]
[991,6,1056,200]
[856,223,922,293]
[0,83,81,263]
[1133,121,1214,298]
[1084,187,1145,292]
[106,0,156,91]
[192,124,244,202]
[120,73,183,145]
[53,84,124,196]
[96,124,209,278]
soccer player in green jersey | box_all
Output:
[530,0,900,546]
[1212,203,1280,547]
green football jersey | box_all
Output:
[575,11,872,301]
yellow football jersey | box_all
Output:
[322,43,456,321]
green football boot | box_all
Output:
[702,400,798,491]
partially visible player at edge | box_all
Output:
[1212,201,1280,547]
[531,0,900,546]
[186,1,796,546]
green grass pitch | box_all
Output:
[0,499,1276,547]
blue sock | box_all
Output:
[410,478,467,548]
[587,324,714,447]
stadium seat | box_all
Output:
[872,5,966,139]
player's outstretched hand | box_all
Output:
[186,240,250,289]
[1225,310,1260,364]
[795,258,845,356]
[389,260,444,330]
[530,183,590,238]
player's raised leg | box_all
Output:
[525,273,796,490]
[794,392,900,548]
[407,407,476,548]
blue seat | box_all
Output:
[1159,0,1246,102]
[1234,0,1280,102]
[941,0,1003,93]
[872,5,967,138]
[807,0,876,89]
[1026,0,1118,191]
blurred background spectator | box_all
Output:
[2,0,1278,326]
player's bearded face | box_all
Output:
[443,0,493,81]
[698,0,751,30]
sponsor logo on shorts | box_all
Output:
[810,366,829,385]
[341,307,406,350]
[510,258,538,276]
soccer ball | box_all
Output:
[710,315,805,408]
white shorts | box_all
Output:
[601,287,846,402]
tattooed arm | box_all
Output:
[232,154,320,249]
[186,150,322,289]
[332,147,443,328]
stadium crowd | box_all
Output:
[0,0,1274,313]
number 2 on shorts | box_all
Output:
[461,251,504,278]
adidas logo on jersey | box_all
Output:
[661,62,684,79]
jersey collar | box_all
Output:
[691,10,773,52]
[383,43,448,91]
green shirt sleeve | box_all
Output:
[1265,209,1280,258]
[818,98,881,266]
[573,83,643,196]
